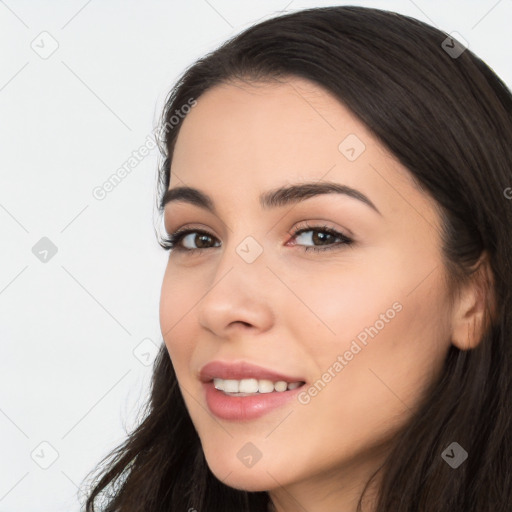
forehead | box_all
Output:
[168,77,436,226]
[171,77,380,173]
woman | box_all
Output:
[82,5,512,511]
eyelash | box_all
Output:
[159,222,354,254]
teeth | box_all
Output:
[258,379,275,393]
[212,377,303,394]
[274,381,288,392]
[239,378,258,393]
[222,379,239,393]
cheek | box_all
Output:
[286,252,450,430]
[159,267,200,370]
[278,257,398,370]
[159,262,203,333]
[283,286,450,476]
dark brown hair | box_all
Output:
[82,6,512,511]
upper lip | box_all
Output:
[199,360,306,383]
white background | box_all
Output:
[0,1,510,510]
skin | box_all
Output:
[159,76,489,512]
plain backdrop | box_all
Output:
[0,1,511,510]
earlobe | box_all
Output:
[450,251,496,351]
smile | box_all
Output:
[199,360,307,420]
[213,377,304,395]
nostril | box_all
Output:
[230,321,252,328]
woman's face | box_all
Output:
[159,77,454,508]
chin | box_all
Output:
[203,451,278,492]
[215,471,273,493]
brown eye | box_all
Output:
[290,224,354,253]
[160,229,220,252]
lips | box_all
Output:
[198,360,307,421]
[199,360,306,384]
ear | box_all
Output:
[450,251,497,351]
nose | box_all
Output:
[197,243,275,339]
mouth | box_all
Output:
[210,377,305,396]
[199,360,307,420]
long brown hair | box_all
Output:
[82,6,512,511]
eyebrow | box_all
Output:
[160,181,382,216]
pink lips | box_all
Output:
[199,360,306,421]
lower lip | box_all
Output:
[203,381,305,421]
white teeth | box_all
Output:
[213,378,225,391]
[212,377,303,394]
[238,378,259,393]
[222,379,239,393]
[258,379,275,393]
[274,381,288,392]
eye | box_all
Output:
[159,222,354,253]
[288,222,354,252]
[159,228,219,253]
